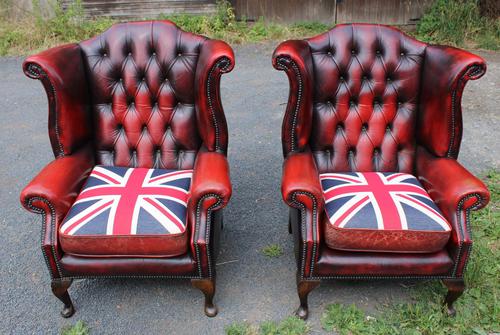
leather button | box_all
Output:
[339,76,345,81]
[374,148,380,154]
[362,123,368,131]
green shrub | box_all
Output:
[416,0,500,50]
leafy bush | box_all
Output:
[416,0,500,50]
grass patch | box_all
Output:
[225,317,309,335]
[225,322,257,335]
[321,170,499,335]
[60,321,89,335]
[262,244,284,258]
[259,316,309,335]
[415,0,500,50]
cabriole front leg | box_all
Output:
[191,278,217,317]
[442,278,465,316]
[296,275,320,320]
[51,278,74,318]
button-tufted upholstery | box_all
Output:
[79,21,217,169]
[20,20,234,317]
[308,25,426,173]
[275,24,490,319]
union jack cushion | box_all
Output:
[320,172,452,253]
[59,166,192,257]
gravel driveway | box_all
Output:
[0,43,498,334]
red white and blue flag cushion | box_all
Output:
[320,172,452,253]
[59,166,192,257]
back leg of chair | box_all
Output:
[51,278,75,318]
[191,278,217,317]
[296,275,320,320]
[442,278,465,316]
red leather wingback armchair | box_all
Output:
[20,20,234,317]
[272,24,490,319]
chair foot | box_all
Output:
[295,278,320,320]
[442,278,465,317]
[51,279,75,318]
[191,278,218,317]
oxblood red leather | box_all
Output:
[188,150,231,277]
[315,247,453,277]
[418,46,486,158]
[23,45,92,156]
[274,24,489,281]
[20,20,234,315]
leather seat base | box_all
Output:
[59,253,196,277]
[315,246,453,277]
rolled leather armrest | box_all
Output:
[272,40,314,156]
[23,43,92,157]
[416,146,490,218]
[20,147,94,218]
[282,151,323,210]
[190,151,232,211]
[195,39,235,153]
[189,151,231,278]
[281,150,323,278]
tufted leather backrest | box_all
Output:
[306,24,426,173]
[79,21,207,169]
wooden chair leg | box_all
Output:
[191,278,217,317]
[296,278,320,320]
[442,278,465,316]
[51,279,75,318]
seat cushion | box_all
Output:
[320,172,452,253]
[59,166,192,257]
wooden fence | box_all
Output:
[51,0,434,25]
[232,0,434,26]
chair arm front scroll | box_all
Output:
[272,40,314,157]
[416,146,490,277]
[195,39,235,154]
[23,44,92,158]
[20,147,94,278]
[418,45,486,158]
[189,151,232,278]
[282,151,323,278]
